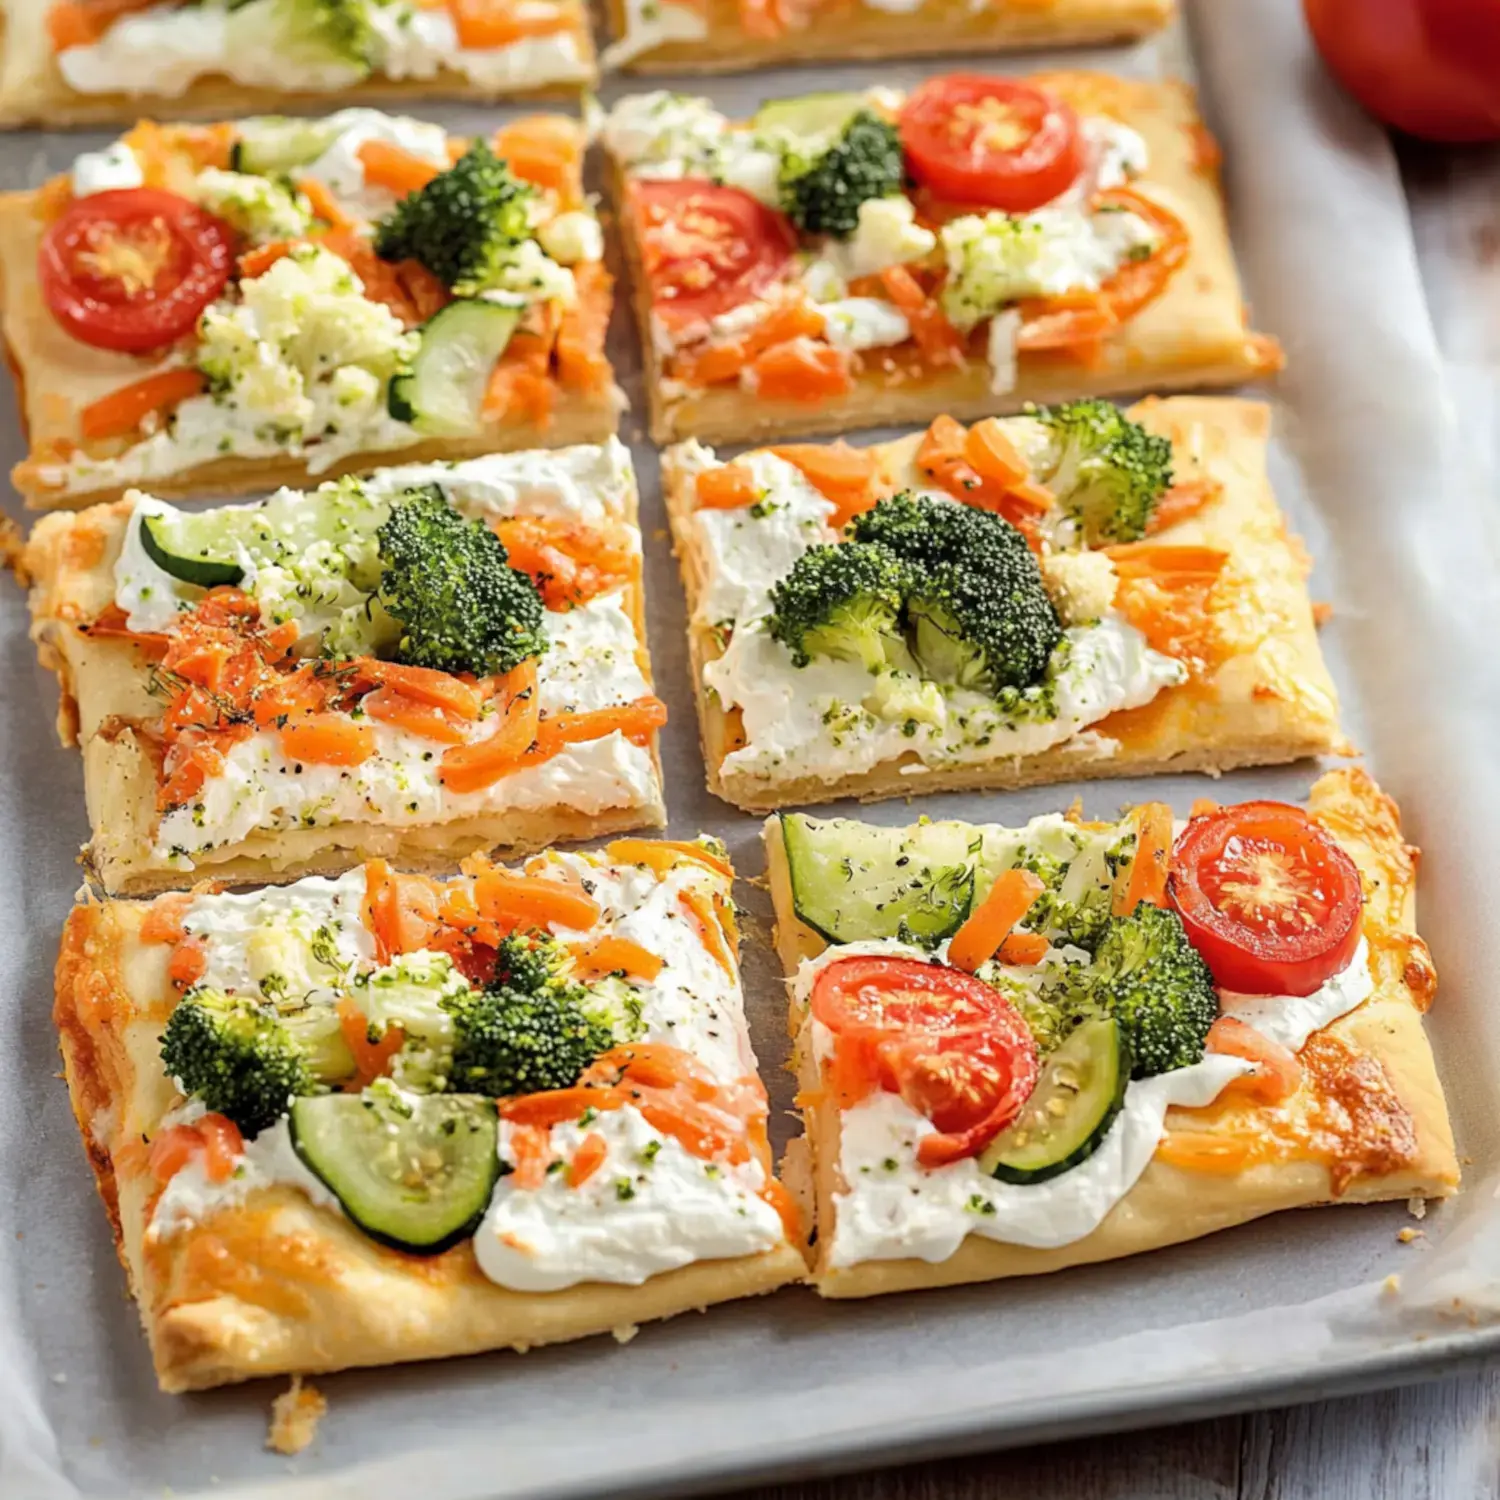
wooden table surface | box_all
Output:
[734,133,1500,1500]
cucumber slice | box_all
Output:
[231,118,339,176]
[753,91,867,142]
[388,299,522,436]
[289,1091,499,1255]
[980,1018,1129,1185]
[780,813,977,947]
[138,510,245,589]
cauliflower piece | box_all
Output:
[488,239,576,306]
[536,210,604,266]
[825,196,936,282]
[1040,549,1119,627]
[195,168,312,244]
[197,305,315,432]
[940,208,1158,331]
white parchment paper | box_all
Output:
[3,1,1499,1495]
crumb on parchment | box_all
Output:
[612,1324,640,1345]
[1397,1227,1425,1245]
[1407,1195,1428,1220]
[267,1376,326,1456]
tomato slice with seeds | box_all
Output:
[811,956,1038,1166]
[899,75,1086,214]
[1168,802,1364,998]
[811,955,1008,1037]
[39,188,235,354]
[627,178,796,329]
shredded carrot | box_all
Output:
[508,1122,554,1189]
[695,464,761,511]
[680,887,735,977]
[238,239,301,280]
[567,1131,609,1187]
[338,997,405,1089]
[47,0,157,51]
[196,1113,244,1182]
[947,869,1046,973]
[363,687,470,745]
[1146,477,1224,534]
[879,265,965,366]
[437,661,541,794]
[570,936,665,983]
[1190,798,1220,819]
[605,839,734,880]
[1111,802,1173,916]
[760,1178,802,1243]
[357,139,443,197]
[751,337,852,402]
[490,515,635,610]
[494,115,583,205]
[534,696,667,755]
[167,936,208,990]
[278,713,376,768]
[769,441,878,526]
[473,868,602,934]
[80,369,205,443]
[1206,1016,1303,1104]
[556,261,613,394]
[148,1124,205,1184]
[361,859,445,962]
[395,258,451,322]
[673,299,825,387]
[996,931,1051,966]
[365,661,481,718]
[297,176,353,230]
[964,418,1029,488]
[1104,543,1230,580]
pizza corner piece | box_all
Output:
[662,395,1344,814]
[1,109,616,512]
[23,441,667,894]
[762,768,1459,1299]
[603,0,1173,73]
[53,838,806,1392]
[0,2,597,129]
[604,72,1280,448]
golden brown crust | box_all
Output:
[0,4,597,128]
[25,477,667,895]
[0,115,618,510]
[609,0,1174,71]
[54,859,806,1392]
[762,768,1460,1298]
[612,74,1281,446]
[664,396,1345,813]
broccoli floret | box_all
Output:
[374,141,534,295]
[1070,904,1217,1078]
[440,936,613,1097]
[768,541,912,672]
[779,110,904,240]
[376,485,545,677]
[852,494,1061,692]
[160,987,314,1136]
[1032,399,1174,545]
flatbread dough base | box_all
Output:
[54,895,806,1393]
[25,485,667,896]
[608,0,1173,71]
[763,767,1460,1297]
[612,74,1281,447]
[0,4,597,128]
[662,395,1345,813]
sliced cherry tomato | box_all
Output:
[628,179,796,329]
[1168,802,1363,998]
[899,75,1086,213]
[810,955,1007,1037]
[884,1028,1039,1168]
[811,956,1038,1166]
[39,188,234,354]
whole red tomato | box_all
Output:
[1305,0,1500,143]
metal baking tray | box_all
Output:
[4,3,1499,1496]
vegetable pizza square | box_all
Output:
[765,770,1459,1297]
[604,75,1280,447]
[55,839,805,1391]
[662,396,1342,812]
[2,110,615,510]
[24,441,667,894]
[0,2,596,129]
[603,0,1172,73]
